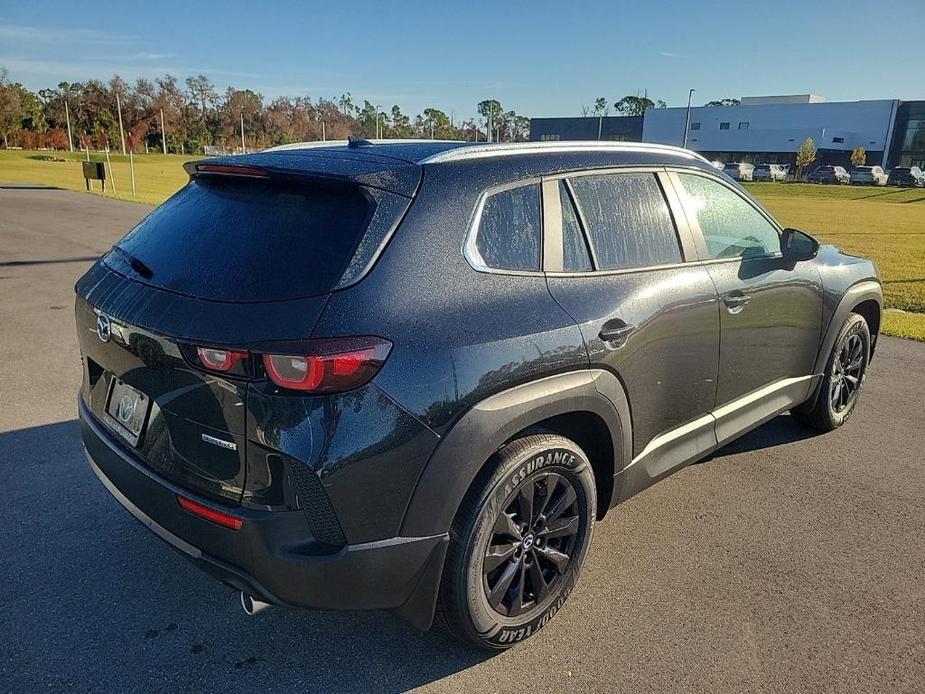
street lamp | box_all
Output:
[682,89,695,149]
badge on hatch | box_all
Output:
[96,312,112,343]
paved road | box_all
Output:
[1,186,923,693]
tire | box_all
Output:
[794,312,870,431]
[436,433,596,650]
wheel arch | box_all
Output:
[399,369,631,538]
[814,280,882,375]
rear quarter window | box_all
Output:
[470,183,542,272]
[106,178,374,301]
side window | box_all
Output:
[473,184,541,271]
[568,173,683,270]
[676,173,780,260]
[559,181,593,272]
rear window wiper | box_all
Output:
[110,245,154,279]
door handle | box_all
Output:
[599,322,634,347]
[723,292,752,311]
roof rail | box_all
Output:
[416,140,710,165]
[265,138,466,153]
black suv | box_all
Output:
[76,140,882,649]
[887,166,925,187]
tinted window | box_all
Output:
[107,178,372,301]
[569,173,682,270]
[474,184,541,271]
[559,181,592,272]
[677,173,780,260]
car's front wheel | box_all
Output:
[436,433,596,649]
[794,312,870,431]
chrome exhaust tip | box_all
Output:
[240,591,272,616]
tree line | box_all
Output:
[0,67,531,153]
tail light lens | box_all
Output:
[262,337,391,393]
[196,347,246,372]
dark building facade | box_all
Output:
[529,116,643,143]
[887,101,925,169]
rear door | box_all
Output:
[543,169,720,473]
[667,170,823,442]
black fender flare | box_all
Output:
[399,368,632,538]
[796,280,881,414]
[813,280,882,375]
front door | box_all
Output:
[669,171,823,442]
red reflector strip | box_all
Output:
[177,495,243,530]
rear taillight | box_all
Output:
[262,337,391,393]
[196,347,246,372]
[177,495,243,530]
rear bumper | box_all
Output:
[79,396,448,628]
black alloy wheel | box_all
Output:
[482,472,580,618]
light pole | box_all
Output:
[682,88,695,149]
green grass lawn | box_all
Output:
[0,149,189,206]
[2,150,923,338]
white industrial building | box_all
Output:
[642,95,899,167]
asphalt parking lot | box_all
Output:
[2,185,923,693]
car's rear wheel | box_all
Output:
[436,433,596,650]
[794,312,870,431]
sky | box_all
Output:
[2,0,923,122]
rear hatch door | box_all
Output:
[77,159,417,504]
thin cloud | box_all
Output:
[0,22,138,46]
[657,50,689,59]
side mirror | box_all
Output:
[781,228,819,262]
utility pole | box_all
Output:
[64,99,74,152]
[160,108,167,154]
[115,92,126,155]
[240,112,245,153]
[321,121,326,141]
[682,88,695,149]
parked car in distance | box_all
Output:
[710,160,725,170]
[850,165,888,186]
[722,162,754,181]
[753,164,787,182]
[76,139,882,650]
[887,165,925,187]
[808,165,850,184]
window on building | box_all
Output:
[540,133,560,141]
[719,122,730,130]
[832,136,845,144]
[690,122,701,130]
[559,182,593,272]
[738,122,749,130]
[473,184,542,272]
[676,173,780,260]
[568,173,682,271]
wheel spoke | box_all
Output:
[537,514,579,539]
[517,481,535,527]
[844,374,858,386]
[536,473,560,518]
[509,560,527,617]
[546,484,577,522]
[493,512,522,541]
[527,554,549,603]
[534,544,570,574]
[483,542,518,574]
[487,558,520,610]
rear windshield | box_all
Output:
[105,178,373,301]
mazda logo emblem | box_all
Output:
[96,313,112,343]
[116,394,136,424]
